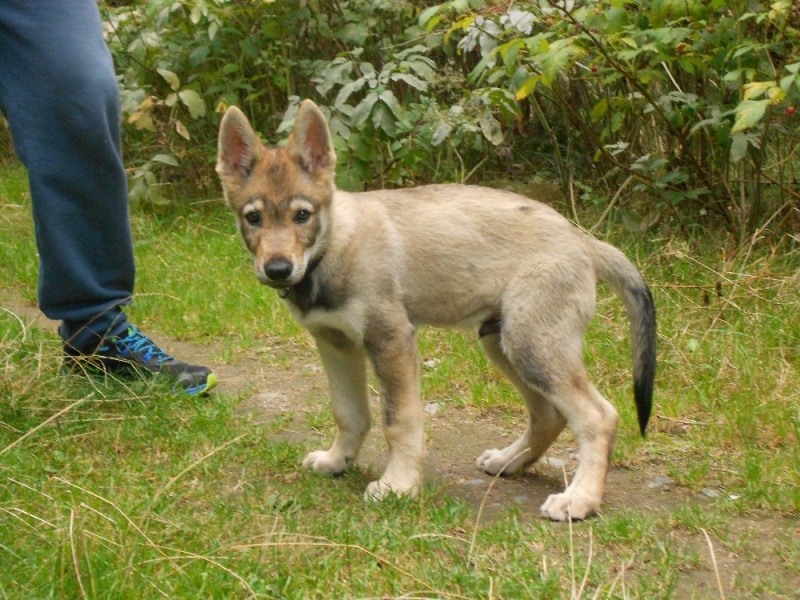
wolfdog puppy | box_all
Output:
[216,100,656,520]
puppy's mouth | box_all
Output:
[261,278,289,290]
[258,272,304,290]
[255,257,304,289]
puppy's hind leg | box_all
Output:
[303,333,371,476]
[476,331,567,476]
[537,378,618,521]
[502,325,618,521]
[496,272,618,521]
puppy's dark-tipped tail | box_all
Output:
[592,240,657,436]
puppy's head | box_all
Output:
[216,100,336,288]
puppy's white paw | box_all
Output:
[302,450,348,475]
[540,492,598,521]
[363,478,419,502]
[476,448,512,476]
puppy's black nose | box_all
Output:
[265,258,293,281]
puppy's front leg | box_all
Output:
[303,333,371,476]
[363,318,425,500]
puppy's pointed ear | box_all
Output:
[289,100,336,175]
[216,106,262,179]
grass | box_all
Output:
[1,159,799,598]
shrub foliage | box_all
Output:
[104,0,800,238]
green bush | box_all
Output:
[423,0,800,239]
[103,0,799,239]
[104,0,495,197]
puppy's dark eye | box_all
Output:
[294,209,311,224]
[244,211,261,226]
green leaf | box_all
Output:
[733,43,760,59]
[484,88,520,121]
[315,60,354,96]
[499,39,523,71]
[334,79,366,108]
[371,103,397,136]
[152,153,179,167]
[729,132,748,163]
[478,111,503,145]
[406,59,436,81]
[467,50,497,84]
[605,6,630,33]
[731,99,769,133]
[329,115,351,141]
[188,45,210,68]
[127,178,147,206]
[179,90,206,119]
[190,4,204,25]
[394,45,430,61]
[261,20,282,40]
[658,171,689,187]
[352,130,376,161]
[591,98,609,122]
[390,73,428,91]
[157,68,180,91]
[240,38,259,60]
[617,48,643,62]
[446,15,477,45]
[419,5,442,29]
[723,68,755,82]
[351,94,379,127]
[743,81,774,100]
[539,39,585,88]
[378,90,402,118]
[432,123,453,146]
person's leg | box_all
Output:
[0,1,216,393]
[0,0,132,351]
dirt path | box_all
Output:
[3,295,798,598]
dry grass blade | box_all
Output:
[69,509,88,600]
[701,528,727,600]
[224,534,463,598]
[141,549,257,598]
[574,527,594,600]
[0,397,90,457]
[589,174,634,234]
[148,432,248,507]
[53,477,187,576]
[467,449,529,566]
[0,307,27,343]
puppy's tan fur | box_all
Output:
[216,100,656,520]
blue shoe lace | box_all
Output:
[109,326,174,364]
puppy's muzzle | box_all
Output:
[264,257,294,285]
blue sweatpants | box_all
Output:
[0,0,134,351]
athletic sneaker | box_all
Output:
[64,325,218,395]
